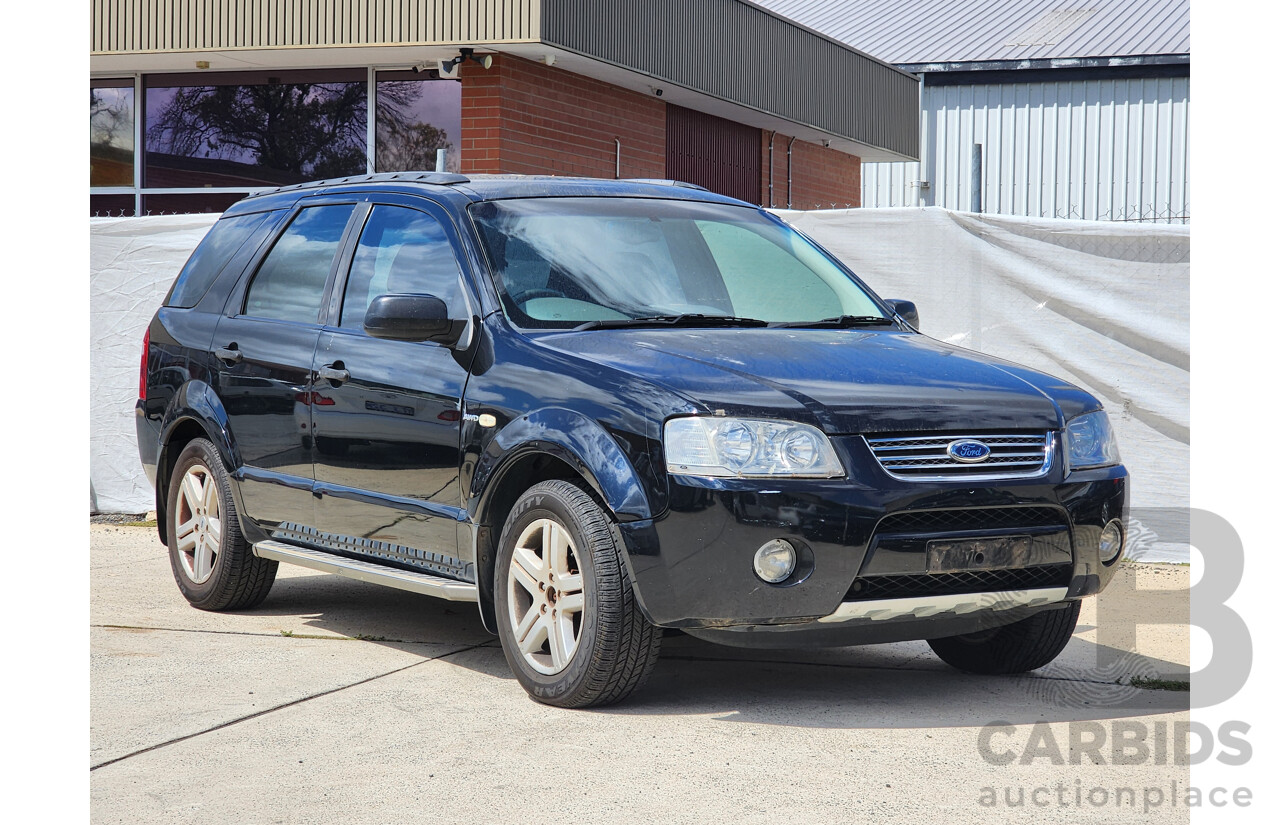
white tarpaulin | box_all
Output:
[91,208,1188,551]
[90,213,219,513]
[775,207,1189,518]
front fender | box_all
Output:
[471,407,655,524]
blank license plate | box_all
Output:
[926,536,1033,573]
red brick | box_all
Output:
[460,55,860,206]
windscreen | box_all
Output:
[469,197,886,329]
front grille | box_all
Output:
[866,432,1053,480]
[844,564,1073,602]
[875,506,1066,535]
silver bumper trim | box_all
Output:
[816,586,1069,624]
[253,540,479,602]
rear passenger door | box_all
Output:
[309,198,477,580]
[213,199,359,533]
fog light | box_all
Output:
[1099,520,1124,563]
[754,539,797,583]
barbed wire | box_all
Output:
[92,209,222,218]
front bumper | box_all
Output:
[619,438,1127,637]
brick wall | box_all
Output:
[460,54,666,178]
[761,131,861,209]
[458,54,862,209]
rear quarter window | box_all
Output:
[165,211,272,308]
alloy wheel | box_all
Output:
[174,463,222,584]
[505,518,585,675]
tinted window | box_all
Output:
[91,81,134,187]
[245,205,355,323]
[144,70,367,188]
[340,205,464,329]
[375,73,462,173]
[166,212,270,308]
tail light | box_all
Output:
[139,328,149,401]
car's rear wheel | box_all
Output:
[927,600,1081,674]
[166,438,277,611]
[494,480,661,707]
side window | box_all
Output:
[166,211,270,308]
[244,204,355,323]
[696,221,843,322]
[340,205,464,330]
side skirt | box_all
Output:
[253,540,479,602]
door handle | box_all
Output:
[214,345,242,365]
[317,363,350,385]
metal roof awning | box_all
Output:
[90,0,920,162]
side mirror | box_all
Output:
[364,294,464,345]
[885,299,919,331]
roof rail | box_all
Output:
[625,178,710,192]
[244,171,471,200]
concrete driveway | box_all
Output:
[90,523,1190,824]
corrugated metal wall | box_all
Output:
[541,0,919,160]
[862,75,1190,222]
[666,105,761,204]
[91,0,539,52]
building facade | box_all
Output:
[90,0,919,216]
[757,0,1190,222]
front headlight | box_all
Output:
[664,417,844,478]
[1065,410,1121,470]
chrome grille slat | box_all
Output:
[865,431,1054,481]
[880,453,1046,464]
[867,434,1045,445]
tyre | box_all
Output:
[494,480,661,707]
[314,436,349,457]
[927,600,1081,675]
[166,438,278,611]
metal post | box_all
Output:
[766,130,774,208]
[435,148,447,173]
[133,73,143,217]
[786,135,797,209]
[971,143,983,213]
[367,66,377,174]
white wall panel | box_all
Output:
[862,75,1190,222]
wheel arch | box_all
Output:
[155,381,241,545]
[468,409,659,632]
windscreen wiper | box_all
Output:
[574,314,770,331]
[769,315,897,329]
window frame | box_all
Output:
[324,193,481,343]
[232,197,365,328]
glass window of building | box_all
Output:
[90,79,135,188]
[144,70,368,189]
[375,72,462,173]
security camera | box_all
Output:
[655,88,663,97]
[411,62,427,74]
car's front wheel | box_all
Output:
[166,438,277,611]
[494,480,661,707]
[927,600,1082,674]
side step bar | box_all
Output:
[253,540,479,602]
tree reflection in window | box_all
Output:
[375,74,462,173]
[91,82,134,187]
[146,75,368,187]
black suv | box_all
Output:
[138,173,1128,707]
